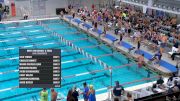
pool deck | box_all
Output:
[79,77,169,101]
[63,15,178,75]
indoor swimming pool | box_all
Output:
[0,18,158,101]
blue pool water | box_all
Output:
[0,19,158,101]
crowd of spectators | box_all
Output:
[68,4,180,63]
[151,75,180,100]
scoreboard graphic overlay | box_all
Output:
[19,49,61,88]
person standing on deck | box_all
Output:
[137,54,145,68]
[171,46,180,60]
[160,34,167,53]
[82,82,89,101]
[67,89,75,101]
[94,22,98,31]
[135,36,141,54]
[113,81,124,101]
[72,12,75,19]
[40,88,48,101]
[149,50,162,65]
[51,88,57,101]
[119,33,123,45]
[72,86,79,101]
[103,24,107,36]
[88,85,96,101]
[60,11,64,18]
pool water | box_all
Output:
[0,19,158,101]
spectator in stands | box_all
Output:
[124,92,133,101]
[94,22,98,31]
[67,89,75,101]
[167,80,179,98]
[82,82,89,101]
[105,16,109,23]
[156,76,164,85]
[72,12,75,19]
[91,17,95,26]
[82,13,86,22]
[72,86,79,101]
[171,46,180,60]
[156,76,166,89]
[135,36,141,53]
[88,85,96,101]
[167,76,174,87]
[114,22,119,35]
[0,5,4,21]
[167,80,180,100]
[171,17,177,29]
[23,14,28,20]
[151,84,158,93]
[176,62,180,77]
[173,40,179,49]
[113,81,124,100]
[172,80,180,92]
[3,6,8,19]
[103,24,107,36]
[167,73,180,83]
[126,23,132,37]
[160,34,168,53]
[97,13,102,25]
[172,80,180,100]
[149,50,162,65]
[114,98,119,101]
[40,88,48,101]
[72,5,180,74]
[51,88,57,101]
